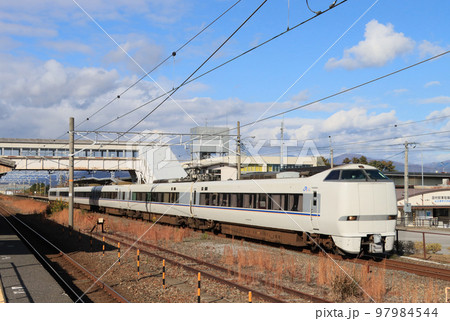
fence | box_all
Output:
[396,228,450,259]
[396,217,450,229]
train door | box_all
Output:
[146,188,153,213]
[190,184,196,216]
[310,189,319,230]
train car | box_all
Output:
[49,164,397,255]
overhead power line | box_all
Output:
[76,0,243,130]
[115,0,269,142]
[90,0,349,132]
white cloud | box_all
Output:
[43,41,93,54]
[0,21,57,38]
[290,89,310,102]
[419,96,450,105]
[0,0,189,25]
[389,88,409,96]
[426,107,450,120]
[326,20,415,70]
[321,108,396,133]
[103,37,165,74]
[0,56,121,109]
[424,81,441,88]
[418,40,446,58]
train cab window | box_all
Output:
[340,170,367,180]
[365,170,389,181]
[324,170,340,181]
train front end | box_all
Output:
[321,165,397,255]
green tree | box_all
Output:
[342,157,351,164]
[319,156,330,166]
[359,156,368,164]
[368,160,396,172]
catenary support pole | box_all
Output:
[237,121,241,180]
[69,117,74,229]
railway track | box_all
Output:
[97,232,330,303]
[5,194,450,302]
[0,203,128,303]
[368,258,450,282]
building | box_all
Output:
[397,188,450,227]
[388,171,450,227]
[183,155,322,181]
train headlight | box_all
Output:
[347,216,358,221]
[387,215,397,220]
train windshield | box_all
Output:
[324,169,391,181]
[365,169,389,180]
[340,170,366,180]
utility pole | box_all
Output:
[403,141,415,220]
[236,121,241,180]
[280,120,284,171]
[69,117,74,229]
[329,136,334,168]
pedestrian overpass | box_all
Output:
[0,138,186,183]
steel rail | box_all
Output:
[100,232,330,303]
[0,202,129,303]
[59,251,129,303]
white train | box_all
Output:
[48,164,397,255]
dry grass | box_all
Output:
[0,196,48,214]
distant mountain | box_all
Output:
[334,153,450,173]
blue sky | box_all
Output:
[1,0,449,164]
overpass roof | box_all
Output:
[0,137,133,147]
[0,158,16,168]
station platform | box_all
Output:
[0,218,72,303]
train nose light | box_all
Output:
[347,216,358,221]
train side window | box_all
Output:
[230,194,237,207]
[199,193,211,206]
[229,193,243,208]
[257,194,267,209]
[288,194,303,211]
[324,170,340,181]
[163,192,170,203]
[243,194,251,208]
[220,193,229,207]
[211,193,218,206]
[270,194,282,210]
[172,192,179,203]
[200,193,206,205]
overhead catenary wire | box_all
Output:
[74,0,243,131]
[89,0,349,133]
[6,51,449,175]
[114,0,269,143]
[174,50,450,152]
